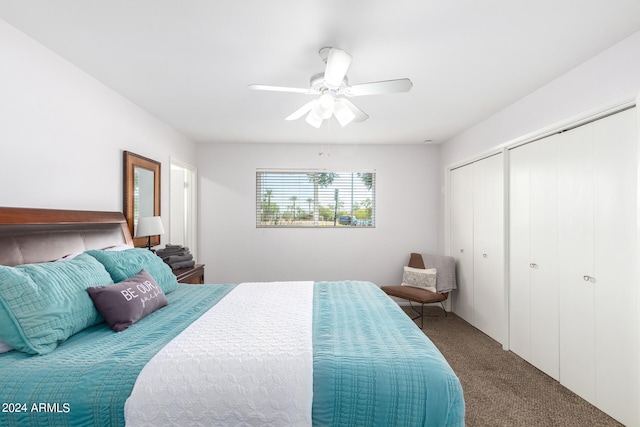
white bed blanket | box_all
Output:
[124,281,314,426]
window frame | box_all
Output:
[256,168,376,228]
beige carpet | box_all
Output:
[405,306,623,427]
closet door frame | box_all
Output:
[444,93,638,357]
[445,149,510,350]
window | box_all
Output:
[256,169,376,228]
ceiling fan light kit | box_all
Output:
[249,47,412,128]
[305,109,324,128]
[316,92,335,119]
[333,99,356,127]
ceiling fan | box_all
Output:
[248,47,412,128]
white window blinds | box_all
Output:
[256,170,376,228]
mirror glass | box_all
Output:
[134,165,155,235]
[124,151,161,247]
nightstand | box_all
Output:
[173,264,205,284]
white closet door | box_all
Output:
[558,123,596,405]
[528,135,560,380]
[508,144,532,360]
[450,164,474,324]
[473,153,504,344]
[592,108,638,426]
[509,137,559,379]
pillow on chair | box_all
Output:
[401,266,437,293]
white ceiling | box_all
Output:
[2,1,640,145]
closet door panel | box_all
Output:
[557,124,596,404]
[528,135,560,380]
[450,164,474,324]
[473,153,504,343]
[509,136,560,380]
[508,145,532,360]
[592,108,638,425]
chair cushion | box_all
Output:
[381,285,448,304]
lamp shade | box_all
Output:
[135,216,165,238]
[333,99,356,127]
[315,92,335,119]
[305,109,324,128]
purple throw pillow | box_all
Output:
[87,269,168,332]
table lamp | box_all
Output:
[135,216,165,250]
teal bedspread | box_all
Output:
[313,281,465,427]
[0,281,464,427]
[0,284,236,427]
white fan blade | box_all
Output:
[285,100,317,121]
[341,98,369,122]
[248,84,312,94]
[324,48,352,88]
[344,78,412,96]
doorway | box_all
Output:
[170,158,198,261]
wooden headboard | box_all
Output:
[0,207,133,266]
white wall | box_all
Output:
[440,30,640,168]
[198,142,440,284]
[0,19,196,242]
[438,29,640,251]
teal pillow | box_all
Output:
[85,248,178,295]
[0,253,114,355]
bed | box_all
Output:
[0,207,465,427]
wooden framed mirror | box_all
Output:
[123,151,161,248]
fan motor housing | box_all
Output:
[310,72,348,93]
